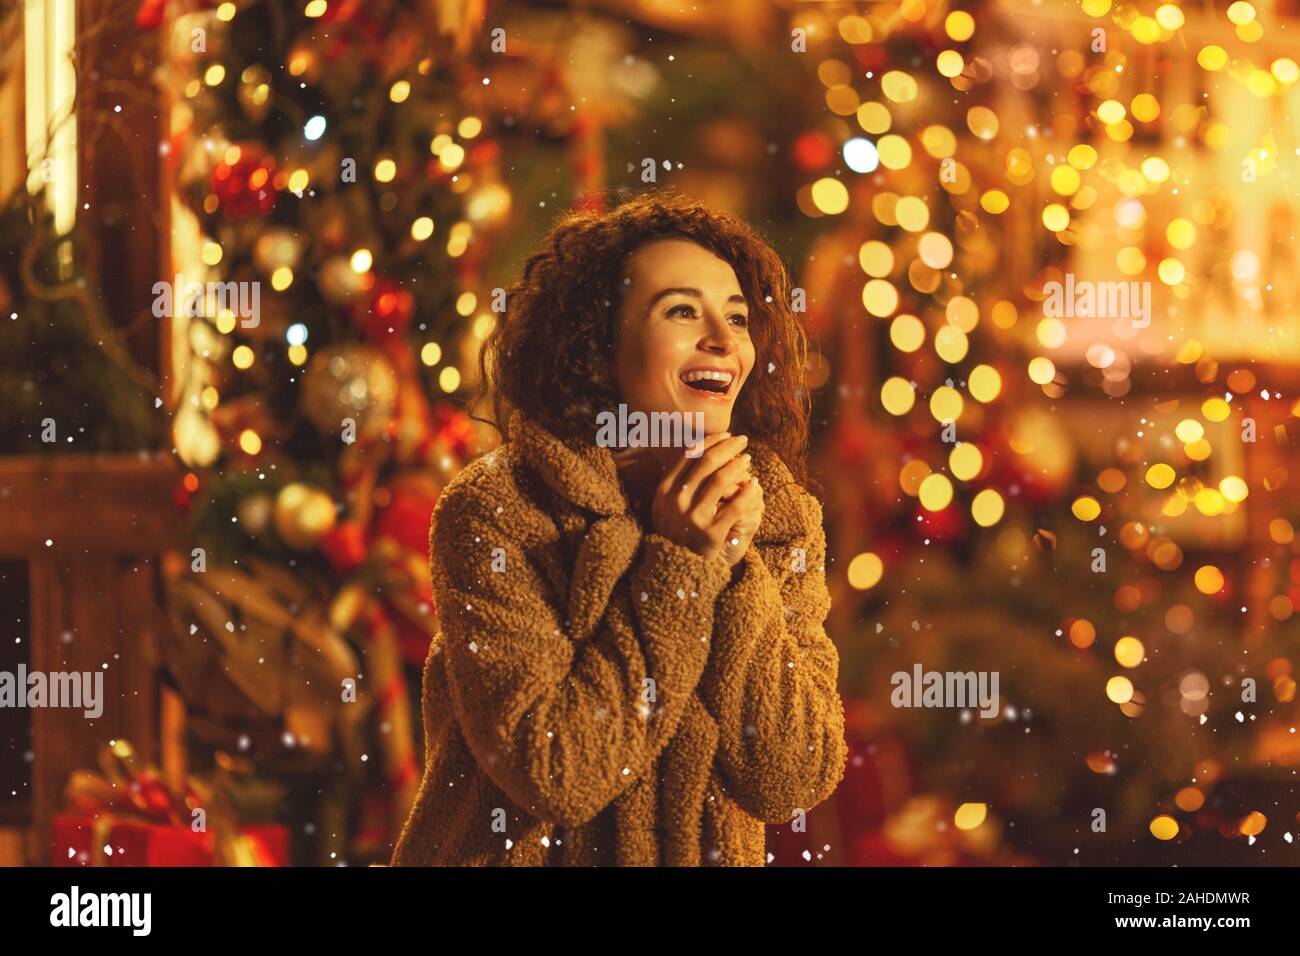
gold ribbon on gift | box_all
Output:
[329,582,419,824]
[89,813,116,867]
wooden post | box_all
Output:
[0,454,180,862]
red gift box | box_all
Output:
[51,813,289,867]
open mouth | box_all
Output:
[679,369,735,397]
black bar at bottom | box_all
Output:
[0,864,1281,941]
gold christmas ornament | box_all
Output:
[237,492,273,535]
[273,482,337,550]
[286,43,321,83]
[301,344,398,439]
[238,64,274,122]
[317,255,369,304]
[254,228,302,274]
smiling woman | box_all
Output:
[612,239,756,437]
[477,189,811,483]
[389,188,847,867]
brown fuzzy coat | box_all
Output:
[389,411,847,866]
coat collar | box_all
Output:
[506,411,814,543]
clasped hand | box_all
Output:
[650,432,764,568]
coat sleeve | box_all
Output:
[697,501,848,824]
[434,480,733,828]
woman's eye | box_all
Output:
[665,304,746,326]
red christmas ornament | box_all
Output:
[856,43,890,72]
[467,140,500,167]
[172,479,194,513]
[211,145,278,219]
[136,0,215,30]
[395,613,435,670]
[913,502,964,543]
[135,0,167,29]
[371,475,440,555]
[433,404,474,458]
[352,277,414,342]
[792,131,835,171]
[319,0,390,64]
[320,520,368,574]
[981,432,1047,507]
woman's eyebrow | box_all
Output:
[646,287,748,310]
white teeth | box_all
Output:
[680,370,734,385]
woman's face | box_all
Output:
[610,239,755,439]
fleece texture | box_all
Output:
[389,410,847,866]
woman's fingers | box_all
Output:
[649,432,755,565]
[714,475,763,532]
[676,434,749,507]
[689,454,752,524]
[657,431,731,498]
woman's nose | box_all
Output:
[701,333,737,356]
[701,312,738,353]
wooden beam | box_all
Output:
[0,454,181,556]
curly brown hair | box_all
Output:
[473,187,812,487]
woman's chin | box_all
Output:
[672,400,730,435]
[700,409,733,436]
[636,396,734,439]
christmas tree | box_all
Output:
[156,0,514,865]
